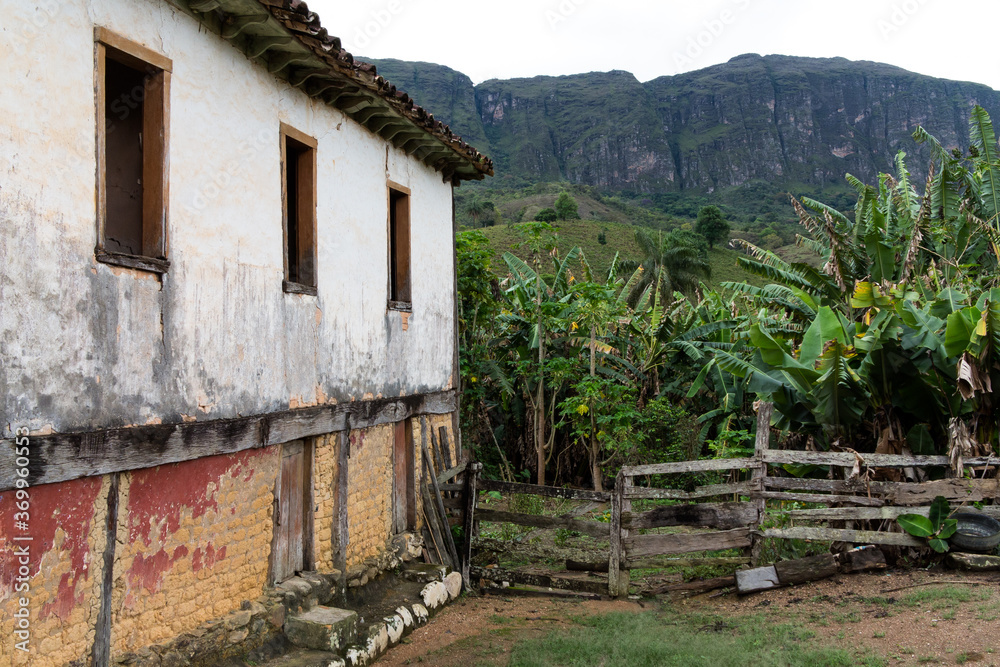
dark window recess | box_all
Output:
[104,58,147,256]
[284,136,316,288]
[389,189,411,305]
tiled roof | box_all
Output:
[181,0,493,181]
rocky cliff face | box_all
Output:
[369,54,1000,193]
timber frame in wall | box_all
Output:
[0,390,457,492]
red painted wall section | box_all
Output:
[127,449,258,547]
[0,477,103,621]
[120,449,267,603]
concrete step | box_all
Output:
[285,607,358,653]
[255,648,345,667]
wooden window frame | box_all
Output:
[95,27,171,275]
[387,181,412,311]
[280,122,318,296]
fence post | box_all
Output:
[749,401,773,566]
[461,462,481,591]
[609,471,625,597]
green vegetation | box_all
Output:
[504,611,885,667]
[458,105,1000,494]
[695,205,731,249]
[554,192,580,220]
[897,497,957,553]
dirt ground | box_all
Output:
[693,567,1000,666]
[374,569,1000,666]
[373,595,644,666]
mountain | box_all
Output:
[369,54,1000,194]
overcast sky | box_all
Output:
[308,0,999,91]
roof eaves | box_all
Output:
[170,0,493,182]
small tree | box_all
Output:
[535,207,557,222]
[695,205,730,249]
[465,200,485,227]
[554,192,580,220]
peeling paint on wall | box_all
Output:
[0,0,458,440]
[111,447,279,653]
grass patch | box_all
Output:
[976,600,1000,620]
[899,586,973,610]
[506,610,886,666]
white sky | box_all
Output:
[307,0,1000,91]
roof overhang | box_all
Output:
[165,0,493,183]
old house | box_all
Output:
[0,0,491,663]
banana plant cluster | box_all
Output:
[706,106,1000,455]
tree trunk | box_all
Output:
[535,270,546,487]
[589,324,602,492]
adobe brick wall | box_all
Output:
[313,433,336,571]
[0,414,459,664]
[109,447,279,656]
[0,476,109,666]
[345,424,394,569]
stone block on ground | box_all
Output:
[443,572,463,601]
[420,581,449,610]
[285,607,358,652]
[735,565,780,594]
[410,604,428,625]
[948,551,1000,571]
[401,563,448,583]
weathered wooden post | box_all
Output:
[749,401,773,566]
[461,462,481,591]
[609,471,626,597]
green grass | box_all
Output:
[899,586,975,610]
[505,610,887,667]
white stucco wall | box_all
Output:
[0,0,458,434]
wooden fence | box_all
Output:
[457,403,1000,597]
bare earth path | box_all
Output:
[375,569,1000,666]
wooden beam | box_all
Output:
[764,476,898,495]
[471,566,608,596]
[475,509,607,538]
[648,575,734,596]
[621,458,757,477]
[608,473,624,596]
[622,501,757,531]
[0,390,457,491]
[90,473,119,667]
[437,461,467,486]
[477,478,610,502]
[889,478,1000,506]
[762,450,1000,469]
[422,440,460,568]
[749,402,772,566]
[753,491,885,506]
[774,553,839,586]
[762,526,923,547]
[460,462,481,590]
[626,481,752,501]
[786,505,1000,520]
[625,528,752,558]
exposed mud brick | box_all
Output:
[0,475,108,667]
[110,448,280,656]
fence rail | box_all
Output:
[458,402,999,597]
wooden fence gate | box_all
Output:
[454,404,1000,597]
